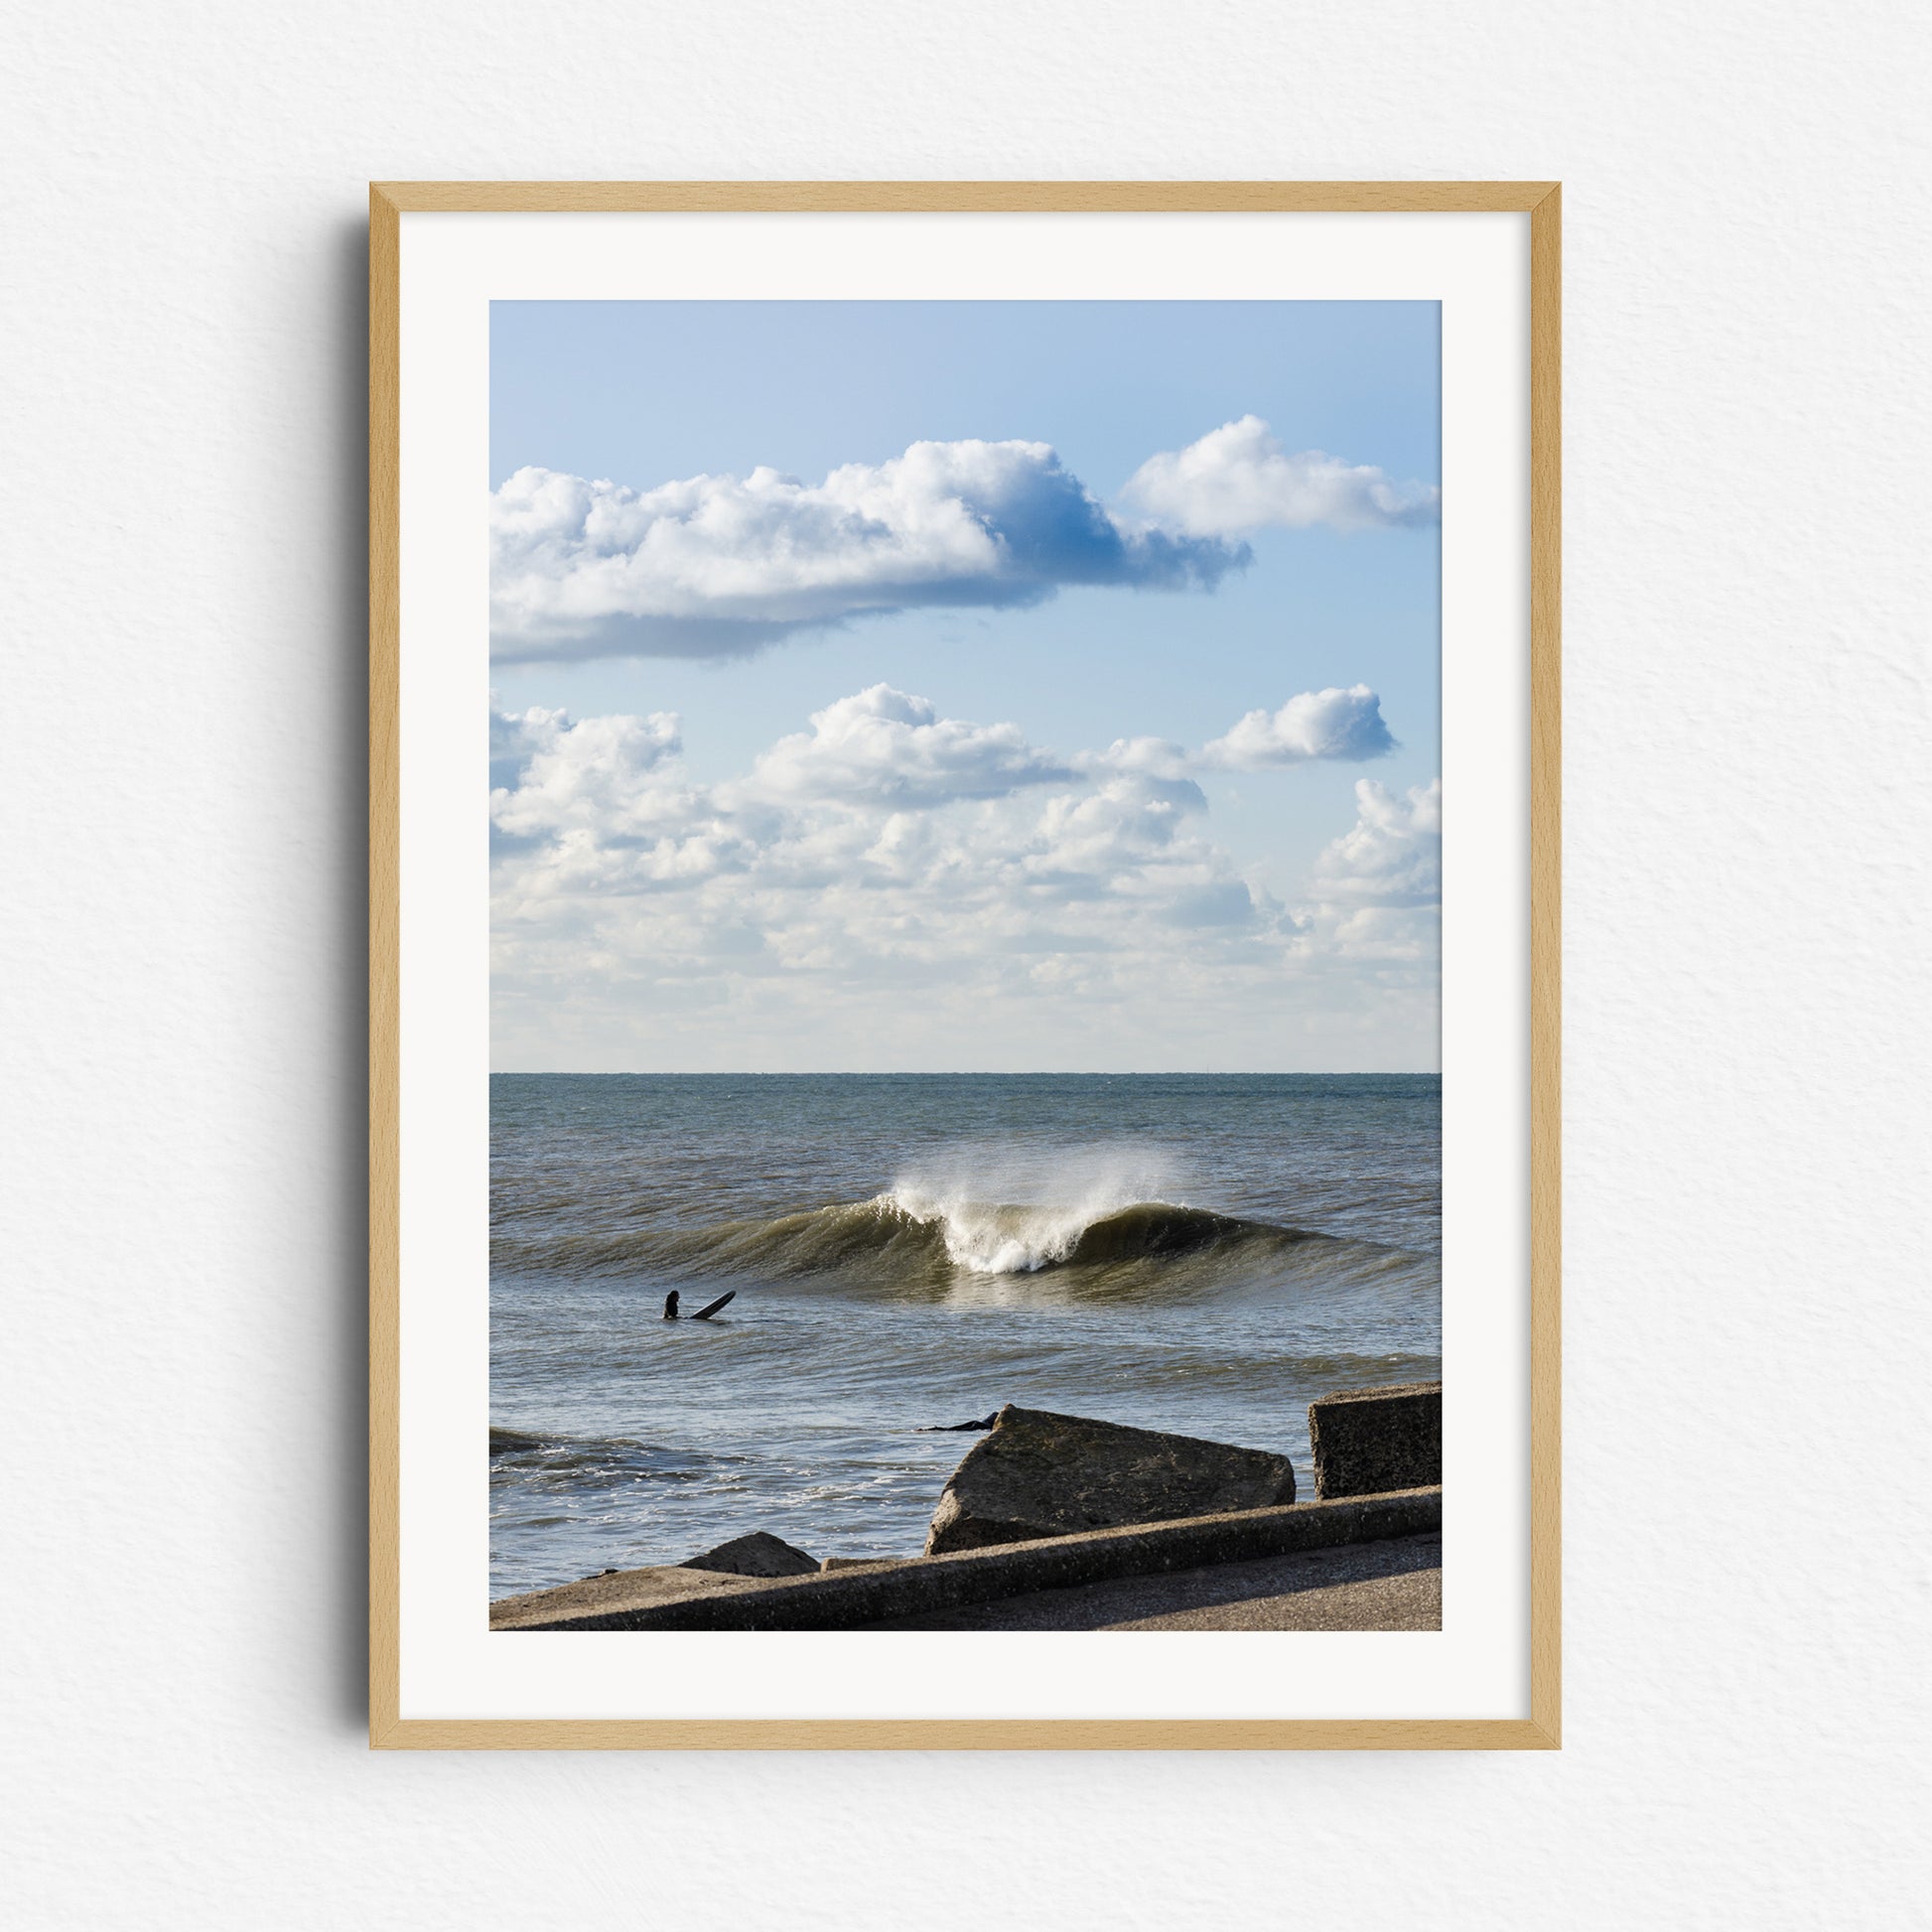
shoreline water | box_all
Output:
[490,1072,1441,1595]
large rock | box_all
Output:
[679,1530,819,1578]
[1308,1381,1442,1498]
[924,1405,1298,1555]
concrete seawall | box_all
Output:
[490,1484,1442,1632]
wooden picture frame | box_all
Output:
[369,180,1561,1749]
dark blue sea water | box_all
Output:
[489,1072,1440,1596]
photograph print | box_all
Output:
[484,298,1445,1634]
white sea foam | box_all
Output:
[886,1147,1187,1274]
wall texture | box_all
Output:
[3,2,1926,1924]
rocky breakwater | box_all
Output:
[487,1387,1442,1631]
[923,1404,1299,1556]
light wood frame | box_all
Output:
[369,180,1561,1750]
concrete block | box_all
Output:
[1309,1381,1442,1498]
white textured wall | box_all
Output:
[4,3,1927,1924]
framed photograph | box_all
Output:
[369,181,1561,1749]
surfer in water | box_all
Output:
[662,1289,736,1321]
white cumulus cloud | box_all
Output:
[1259,778,1443,968]
[489,439,1245,660]
[750,684,1077,807]
[487,703,759,892]
[1079,735,1195,781]
[1314,777,1443,905]
[1205,684,1398,768]
[1120,415,1440,537]
[490,705,686,839]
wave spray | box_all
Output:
[886,1145,1190,1274]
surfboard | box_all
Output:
[689,1291,736,1320]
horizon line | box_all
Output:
[486,1067,1444,1078]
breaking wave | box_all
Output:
[494,1187,1337,1287]
[880,1185,1304,1274]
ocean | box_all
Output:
[489,1072,1441,1598]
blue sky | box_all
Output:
[486,301,1442,1071]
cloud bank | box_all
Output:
[488,685,1440,1066]
[1120,415,1440,537]
[489,440,1245,660]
